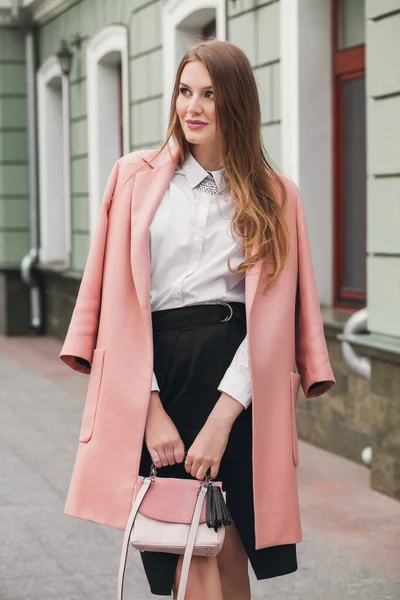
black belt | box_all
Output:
[151,302,246,333]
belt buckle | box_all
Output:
[219,302,233,322]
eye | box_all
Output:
[205,90,214,99]
[179,87,191,97]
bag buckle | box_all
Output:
[149,464,157,482]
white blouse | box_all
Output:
[149,152,252,409]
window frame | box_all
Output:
[332,0,366,307]
[86,25,130,242]
[37,56,71,267]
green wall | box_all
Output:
[37,0,281,271]
[1,0,399,342]
[227,0,281,167]
[0,28,29,267]
[366,0,400,338]
[38,0,163,270]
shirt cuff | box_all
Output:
[151,371,160,392]
[217,368,252,410]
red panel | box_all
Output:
[334,45,365,75]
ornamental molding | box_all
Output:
[0,0,80,26]
[25,0,80,25]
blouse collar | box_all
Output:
[176,152,227,193]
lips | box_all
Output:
[186,120,208,130]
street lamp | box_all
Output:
[56,39,73,77]
[55,34,85,77]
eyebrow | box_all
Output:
[180,82,213,90]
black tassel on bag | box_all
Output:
[205,484,234,532]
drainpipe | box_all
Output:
[17,7,43,333]
[341,307,371,379]
[340,307,371,466]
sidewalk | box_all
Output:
[0,335,399,600]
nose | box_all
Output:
[187,95,202,115]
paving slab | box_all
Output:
[0,335,399,599]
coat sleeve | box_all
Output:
[59,160,120,374]
[294,186,336,398]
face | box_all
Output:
[175,60,218,148]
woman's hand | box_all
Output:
[145,391,185,468]
[185,392,244,480]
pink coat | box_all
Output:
[60,146,335,549]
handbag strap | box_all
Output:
[117,478,208,600]
[117,476,152,600]
[176,484,208,600]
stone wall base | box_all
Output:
[39,269,81,340]
[0,269,31,336]
[297,313,400,502]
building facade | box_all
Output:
[0,0,399,499]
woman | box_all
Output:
[60,40,335,599]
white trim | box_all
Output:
[62,73,71,258]
[162,0,226,130]
[280,0,299,184]
[280,0,334,305]
[86,25,129,241]
[37,55,71,266]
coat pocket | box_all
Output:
[79,349,105,443]
[290,372,302,467]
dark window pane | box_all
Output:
[202,18,216,39]
[342,75,366,295]
[338,0,365,50]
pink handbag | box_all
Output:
[117,468,233,600]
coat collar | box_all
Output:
[130,145,261,339]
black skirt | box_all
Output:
[139,302,297,596]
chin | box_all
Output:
[184,132,213,145]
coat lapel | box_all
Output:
[130,149,179,335]
[245,247,262,321]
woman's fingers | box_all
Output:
[184,458,220,480]
[154,446,169,467]
[151,440,186,469]
[195,463,209,481]
[193,458,216,481]
[150,449,162,469]
[184,453,198,477]
[184,453,194,474]
[165,445,176,466]
[174,441,186,464]
[191,459,202,479]
[209,462,219,480]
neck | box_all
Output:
[190,143,221,172]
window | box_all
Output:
[162,0,226,128]
[37,57,71,266]
[86,26,129,240]
[333,0,366,307]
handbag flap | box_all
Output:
[134,477,224,524]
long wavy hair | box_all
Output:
[147,40,290,292]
